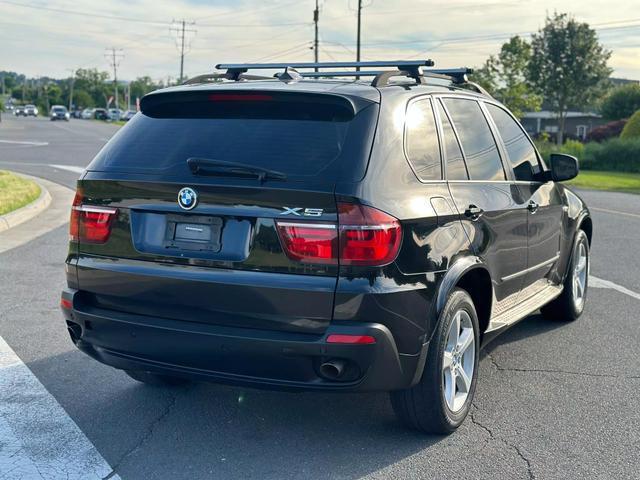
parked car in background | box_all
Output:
[14,106,26,116]
[50,105,70,121]
[81,108,95,119]
[24,104,38,116]
[108,108,122,121]
[120,110,136,121]
[71,109,83,119]
[93,108,109,120]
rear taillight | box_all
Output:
[69,190,117,244]
[275,203,402,267]
[337,203,402,266]
[275,222,338,264]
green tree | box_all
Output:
[600,84,640,120]
[472,36,542,118]
[529,13,612,143]
[471,56,498,93]
[129,76,159,102]
[74,68,110,108]
[72,89,93,109]
[620,110,640,140]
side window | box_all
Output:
[486,103,541,181]
[443,98,506,181]
[436,100,468,180]
[405,98,442,181]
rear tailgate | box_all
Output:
[72,88,378,335]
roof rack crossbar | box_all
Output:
[215,60,435,70]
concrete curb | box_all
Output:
[0,173,52,233]
[0,175,75,254]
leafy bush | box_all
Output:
[620,110,640,140]
[600,84,640,120]
[536,137,640,173]
[534,138,584,161]
[586,119,627,142]
[582,138,640,172]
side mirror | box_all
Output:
[549,153,579,182]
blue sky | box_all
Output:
[1,0,639,81]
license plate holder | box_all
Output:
[163,214,223,252]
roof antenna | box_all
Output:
[277,67,303,83]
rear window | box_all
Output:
[87,91,378,182]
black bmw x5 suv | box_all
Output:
[61,60,592,433]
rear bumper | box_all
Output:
[61,288,427,392]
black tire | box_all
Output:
[541,229,589,322]
[124,370,190,387]
[390,288,480,434]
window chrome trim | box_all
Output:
[402,95,444,183]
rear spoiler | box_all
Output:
[140,89,377,118]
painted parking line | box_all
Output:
[0,140,49,146]
[0,336,119,480]
[590,275,640,301]
[590,207,640,220]
[49,164,85,174]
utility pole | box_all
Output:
[356,0,362,70]
[313,0,319,71]
[171,20,196,83]
[67,68,76,111]
[105,47,124,109]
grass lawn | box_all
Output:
[0,170,41,215]
[567,171,640,194]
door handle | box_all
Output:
[527,200,539,214]
[464,204,484,220]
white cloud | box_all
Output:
[1,0,638,81]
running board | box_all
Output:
[486,283,563,333]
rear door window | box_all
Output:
[436,100,468,180]
[485,103,541,181]
[443,98,506,181]
[87,91,378,182]
[405,98,442,181]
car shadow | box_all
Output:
[26,348,447,480]
[482,312,568,357]
[24,313,568,479]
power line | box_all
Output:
[0,1,308,29]
[0,0,171,26]
[250,42,314,62]
[105,47,124,109]
[170,20,196,83]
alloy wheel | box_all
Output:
[572,241,588,310]
[442,309,475,413]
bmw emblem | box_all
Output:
[178,187,198,210]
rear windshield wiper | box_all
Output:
[187,157,287,183]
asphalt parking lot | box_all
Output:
[1,115,639,479]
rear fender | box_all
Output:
[431,255,492,341]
